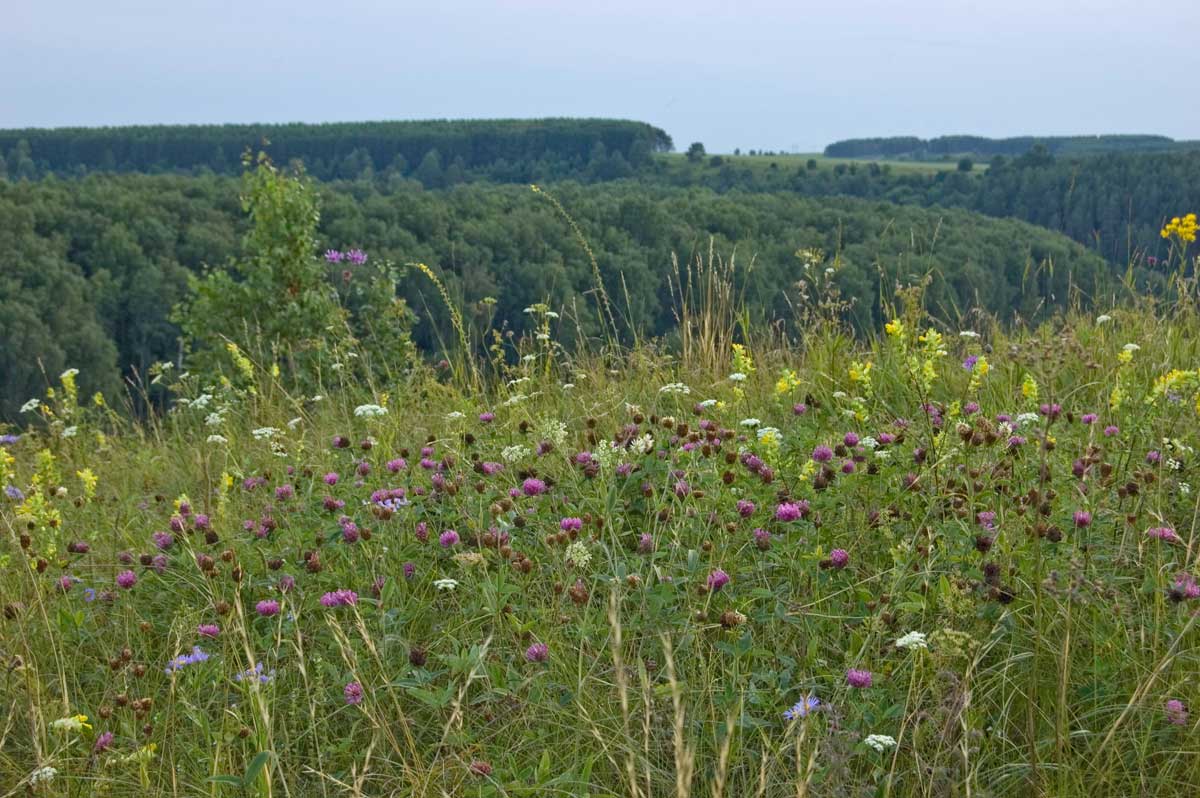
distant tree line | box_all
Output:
[823,134,1195,159]
[0,172,1115,419]
[652,149,1200,265]
[0,118,673,182]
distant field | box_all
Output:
[657,151,983,175]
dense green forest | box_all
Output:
[823,134,1199,159]
[0,172,1115,419]
[3,120,1196,268]
[653,149,1200,264]
[5,119,1198,420]
[0,118,673,181]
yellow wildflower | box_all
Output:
[775,369,801,395]
[1161,213,1198,243]
[885,319,906,340]
[1021,374,1039,402]
[51,714,92,733]
[77,468,97,499]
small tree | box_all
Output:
[686,142,706,163]
[174,153,347,383]
[957,157,974,172]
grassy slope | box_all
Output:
[3,302,1200,796]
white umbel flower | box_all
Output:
[863,734,897,752]
[894,631,928,650]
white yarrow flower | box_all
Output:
[19,398,41,414]
[1096,314,1112,324]
[740,418,761,427]
[434,578,459,591]
[728,372,748,382]
[863,734,897,753]
[251,427,281,440]
[353,404,388,418]
[894,631,928,650]
[207,434,229,445]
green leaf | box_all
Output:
[207,775,245,788]
[242,750,274,788]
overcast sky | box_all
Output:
[4,0,1197,153]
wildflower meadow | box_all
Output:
[3,170,1200,796]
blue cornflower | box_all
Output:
[235,662,275,685]
[4,485,24,501]
[83,588,96,602]
[783,694,820,721]
[165,646,210,674]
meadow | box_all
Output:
[2,162,1199,797]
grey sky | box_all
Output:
[4,0,1197,153]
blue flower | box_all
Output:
[783,694,820,721]
[962,355,979,371]
[0,434,19,445]
[4,485,24,501]
[235,662,275,685]
[165,646,210,674]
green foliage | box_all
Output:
[824,133,1196,159]
[175,155,348,385]
[5,307,1200,796]
[0,118,674,182]
[0,172,1114,419]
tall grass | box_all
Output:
[4,257,1200,796]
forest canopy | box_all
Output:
[0,172,1115,419]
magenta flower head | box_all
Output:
[1073,510,1092,528]
[278,574,295,593]
[775,502,803,522]
[94,730,115,753]
[325,249,344,263]
[560,517,583,532]
[812,445,834,463]
[828,548,849,569]
[1081,413,1098,425]
[346,249,368,265]
[320,589,358,608]
[197,623,220,638]
[753,528,772,550]
[323,472,339,486]
[344,681,364,705]
[707,568,731,592]
[846,668,873,688]
[638,533,653,554]
[152,531,174,550]
[522,477,547,496]
[793,403,808,416]
[1147,526,1180,543]
[116,570,137,589]
[255,599,280,617]
[439,529,460,548]
[843,432,860,447]
[1166,699,1189,726]
[479,412,495,423]
[525,642,549,663]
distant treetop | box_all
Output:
[823,134,1197,159]
[0,118,674,180]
